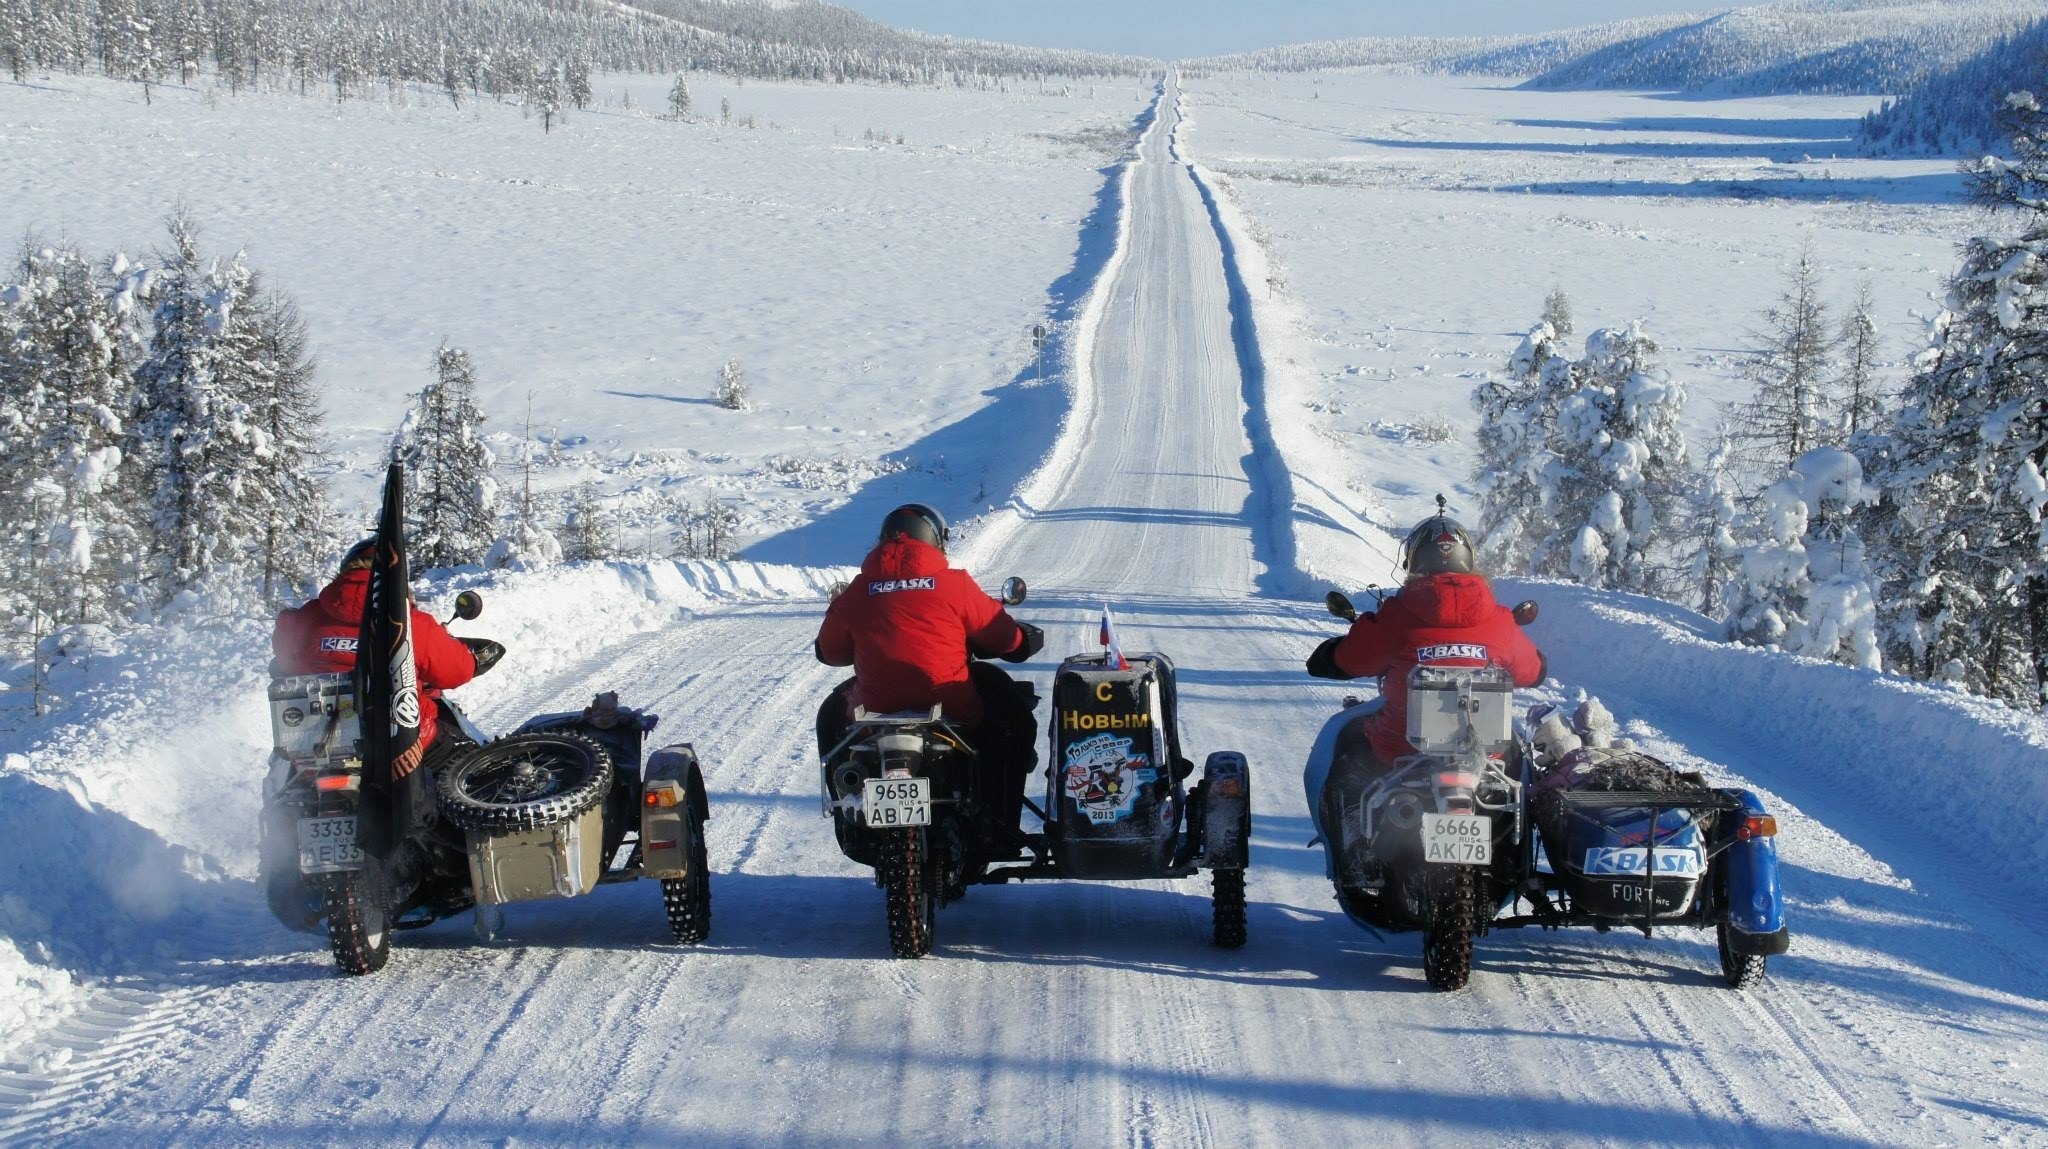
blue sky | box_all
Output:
[838,1,1716,60]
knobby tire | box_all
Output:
[1211,868,1247,949]
[1422,864,1476,991]
[662,790,713,945]
[883,826,935,959]
[1718,922,1767,989]
[325,864,392,976]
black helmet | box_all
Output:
[339,538,379,573]
[879,503,949,552]
[1401,514,1476,576]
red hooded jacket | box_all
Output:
[272,569,478,748]
[1325,572,1545,763]
[814,537,1024,727]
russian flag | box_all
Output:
[1099,603,1129,670]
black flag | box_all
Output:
[355,462,424,854]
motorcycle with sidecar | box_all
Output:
[259,589,713,975]
[820,582,1251,958]
[1306,588,1787,990]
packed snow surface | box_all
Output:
[1,67,2045,1147]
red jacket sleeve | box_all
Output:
[1331,611,1403,679]
[815,593,855,666]
[410,610,477,692]
[1490,608,1546,687]
[954,572,1022,657]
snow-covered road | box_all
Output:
[5,77,2047,1149]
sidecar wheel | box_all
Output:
[1718,923,1768,989]
[662,780,713,945]
[1421,865,1476,991]
[437,732,612,834]
[1210,868,1247,949]
[326,863,392,976]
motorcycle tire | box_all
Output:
[436,731,612,834]
[1421,865,1477,991]
[1211,868,1247,949]
[1717,922,1767,989]
[326,862,393,976]
[661,775,713,945]
[882,827,936,959]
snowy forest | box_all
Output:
[0,211,758,715]
[1467,91,2048,709]
[0,0,1156,105]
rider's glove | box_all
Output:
[1001,621,1045,663]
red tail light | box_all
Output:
[1737,815,1778,840]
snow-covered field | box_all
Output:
[3,64,2047,1148]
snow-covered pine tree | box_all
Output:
[715,357,750,410]
[239,281,332,605]
[534,59,562,132]
[0,242,144,636]
[1730,245,1839,479]
[134,214,289,608]
[1724,448,1882,669]
[1533,322,1688,594]
[1837,283,1887,438]
[567,57,592,110]
[1672,431,1745,617]
[2,0,30,82]
[1866,90,2048,705]
[395,344,498,570]
[486,395,561,570]
[1542,285,1574,337]
[668,72,689,120]
[1470,321,1569,573]
[559,481,617,561]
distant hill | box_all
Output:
[1858,15,2048,154]
[1188,0,2044,100]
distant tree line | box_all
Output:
[0,0,1155,108]
[1470,91,2048,711]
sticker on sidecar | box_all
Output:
[1061,733,1156,825]
[1582,847,1703,876]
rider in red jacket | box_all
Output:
[272,540,479,752]
[815,503,1044,845]
[1307,511,1545,886]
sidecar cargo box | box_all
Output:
[464,806,604,906]
[1405,666,1515,753]
[268,673,361,766]
[1045,652,1186,880]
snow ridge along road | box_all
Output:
[7,76,2048,1149]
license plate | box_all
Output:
[862,776,930,828]
[1422,813,1492,865]
[298,816,364,872]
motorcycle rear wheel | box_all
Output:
[437,731,612,834]
[325,863,392,976]
[1421,865,1476,991]
[882,827,936,959]
[1717,922,1767,989]
[661,778,713,945]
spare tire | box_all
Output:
[437,731,612,834]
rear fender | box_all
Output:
[1200,751,1251,869]
[640,745,704,880]
[1718,788,1789,951]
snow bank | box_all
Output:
[1174,89,1402,592]
[1508,577,2048,886]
